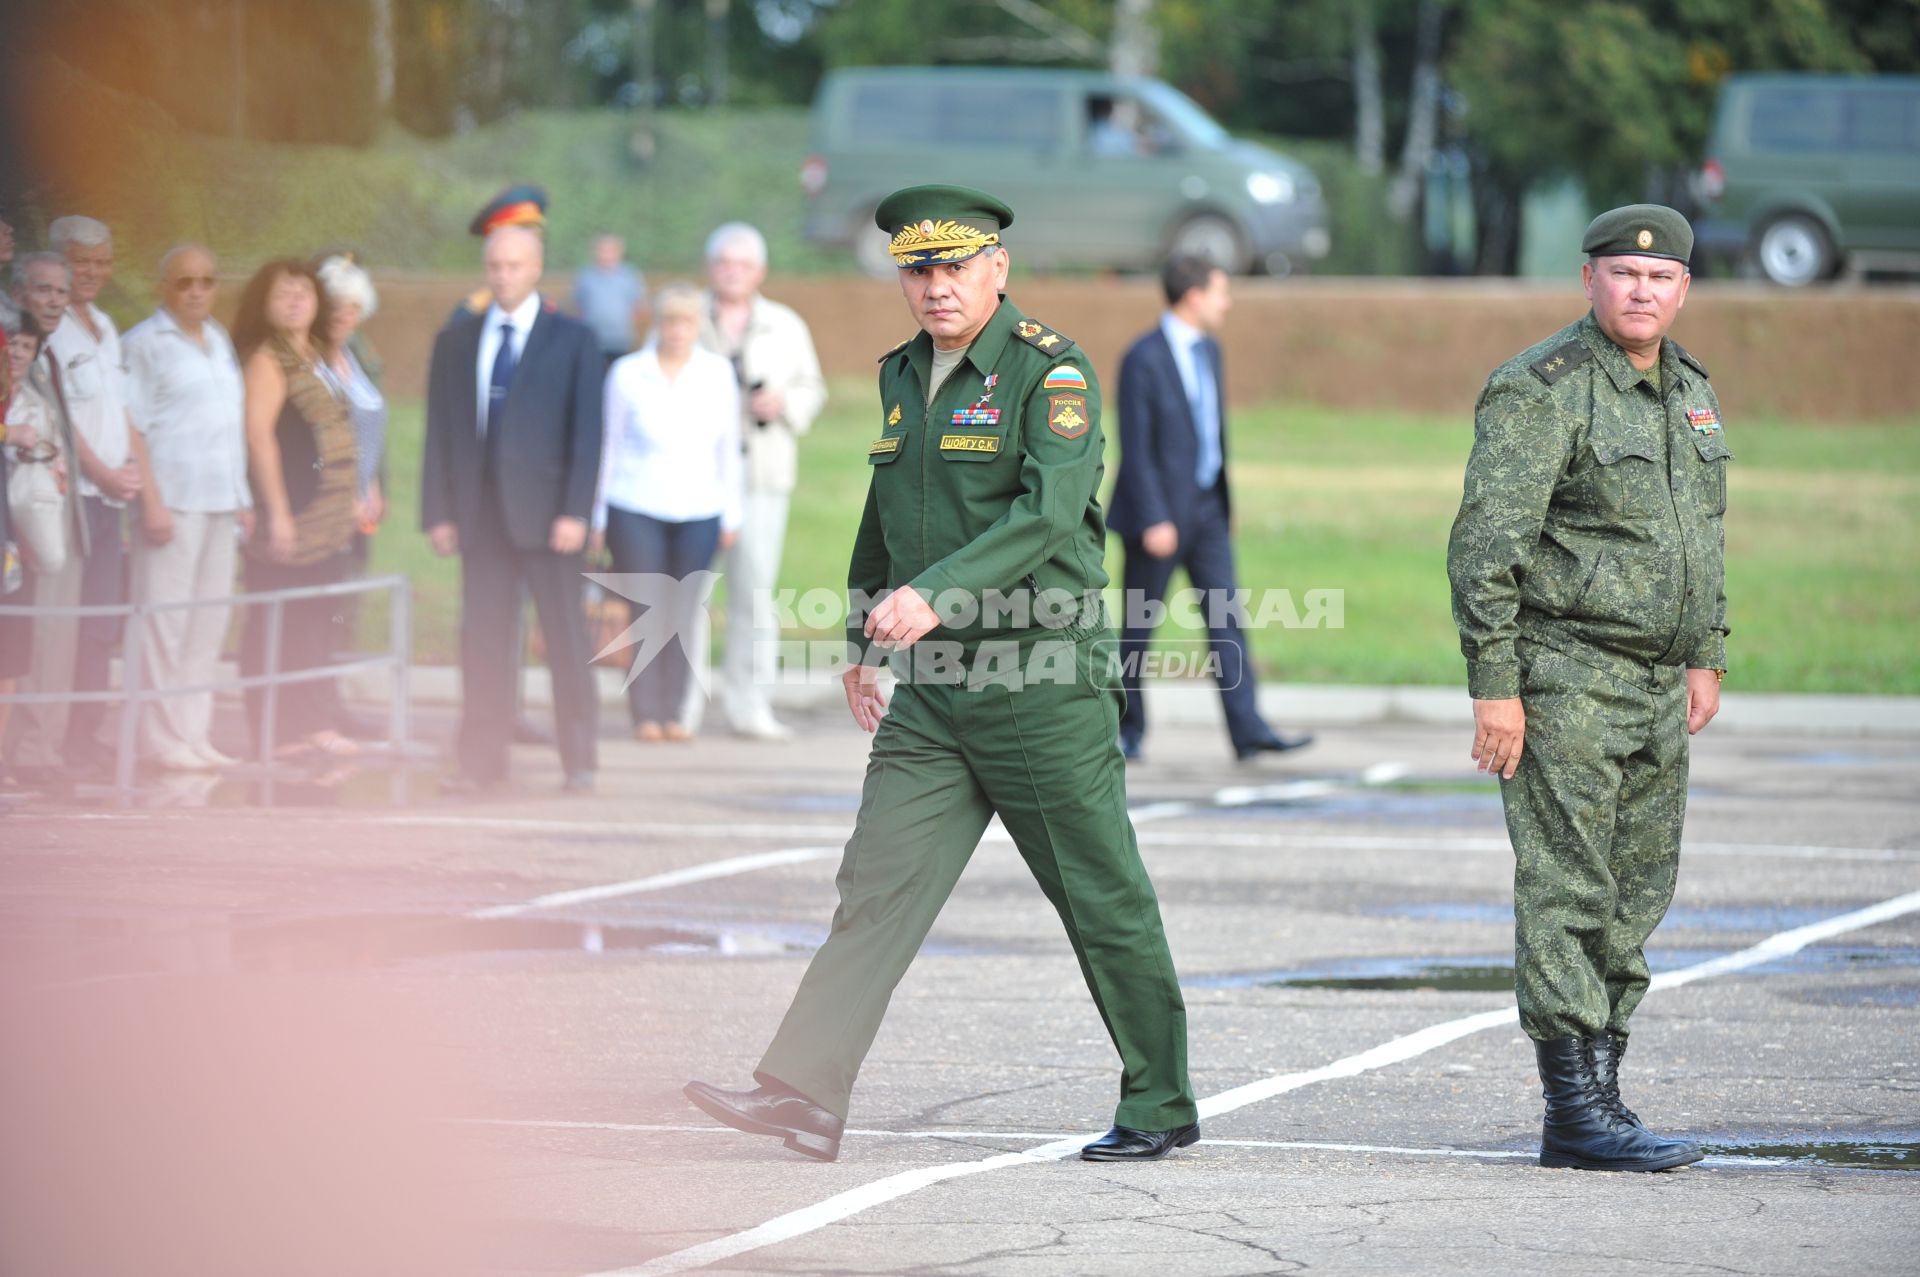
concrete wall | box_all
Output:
[348,275,1920,421]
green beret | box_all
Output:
[1582,203,1693,264]
[874,184,1014,268]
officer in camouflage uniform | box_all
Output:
[685,185,1199,1164]
[1447,205,1729,1172]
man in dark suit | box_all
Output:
[422,216,603,793]
[1108,254,1313,763]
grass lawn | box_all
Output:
[364,389,1919,695]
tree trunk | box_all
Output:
[1110,0,1157,78]
[371,0,395,117]
[1473,176,1524,276]
[1388,0,1444,221]
[705,0,729,106]
[630,0,656,162]
[1352,0,1384,175]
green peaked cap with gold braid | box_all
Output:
[874,184,1015,268]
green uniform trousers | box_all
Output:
[757,633,1197,1131]
[1502,639,1689,1042]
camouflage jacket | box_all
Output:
[1447,312,1730,699]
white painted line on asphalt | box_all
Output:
[473,1122,1866,1172]
[466,848,842,921]
[597,886,1920,1276]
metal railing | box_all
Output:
[0,573,411,806]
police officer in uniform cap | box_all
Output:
[448,184,560,748]
[684,184,1200,1163]
[1448,203,1730,1171]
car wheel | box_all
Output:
[1168,213,1250,275]
[1754,215,1834,287]
[853,212,897,279]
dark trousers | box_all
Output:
[603,506,720,726]
[240,552,349,751]
[65,496,127,756]
[457,487,598,782]
[1118,487,1268,750]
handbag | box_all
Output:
[6,437,68,575]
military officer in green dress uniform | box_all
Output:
[685,185,1200,1164]
[1447,204,1730,1172]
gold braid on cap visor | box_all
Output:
[888,218,1001,266]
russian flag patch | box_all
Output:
[1043,365,1087,391]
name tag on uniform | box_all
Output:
[1686,408,1720,435]
[869,436,902,455]
[938,434,1000,454]
[950,407,1000,427]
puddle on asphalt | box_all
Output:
[1191,945,1920,992]
[1705,1138,1920,1171]
[5,911,1010,984]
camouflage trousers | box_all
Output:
[1501,638,1689,1041]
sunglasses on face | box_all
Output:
[171,276,217,292]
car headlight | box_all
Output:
[1246,172,1294,204]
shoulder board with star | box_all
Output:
[876,336,912,364]
[1011,318,1076,356]
[462,287,493,316]
[1529,340,1592,385]
[1668,340,1710,379]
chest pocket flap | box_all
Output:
[1689,431,1732,462]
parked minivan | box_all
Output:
[1696,73,1920,285]
[801,67,1331,277]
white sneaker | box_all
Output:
[734,718,794,742]
[194,742,239,768]
[150,744,215,772]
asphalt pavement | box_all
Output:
[1,702,1916,1276]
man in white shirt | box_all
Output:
[696,222,827,740]
[121,244,252,770]
[31,217,157,773]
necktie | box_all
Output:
[1192,337,1222,490]
[486,320,517,435]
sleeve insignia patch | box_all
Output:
[1047,392,1090,439]
[1043,365,1087,390]
[1529,340,1593,385]
[887,404,901,426]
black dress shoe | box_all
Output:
[1534,1037,1701,1171]
[684,1079,844,1162]
[1079,1122,1200,1161]
[512,717,554,746]
[562,770,595,793]
[1234,731,1315,762]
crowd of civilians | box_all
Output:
[0,207,825,797]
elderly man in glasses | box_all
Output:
[120,244,252,770]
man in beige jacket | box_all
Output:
[697,223,827,740]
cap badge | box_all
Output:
[1636,229,1654,249]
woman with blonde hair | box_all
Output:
[593,283,741,742]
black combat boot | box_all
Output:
[1589,1031,1703,1150]
[1534,1037,1703,1171]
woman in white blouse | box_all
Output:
[594,284,741,742]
